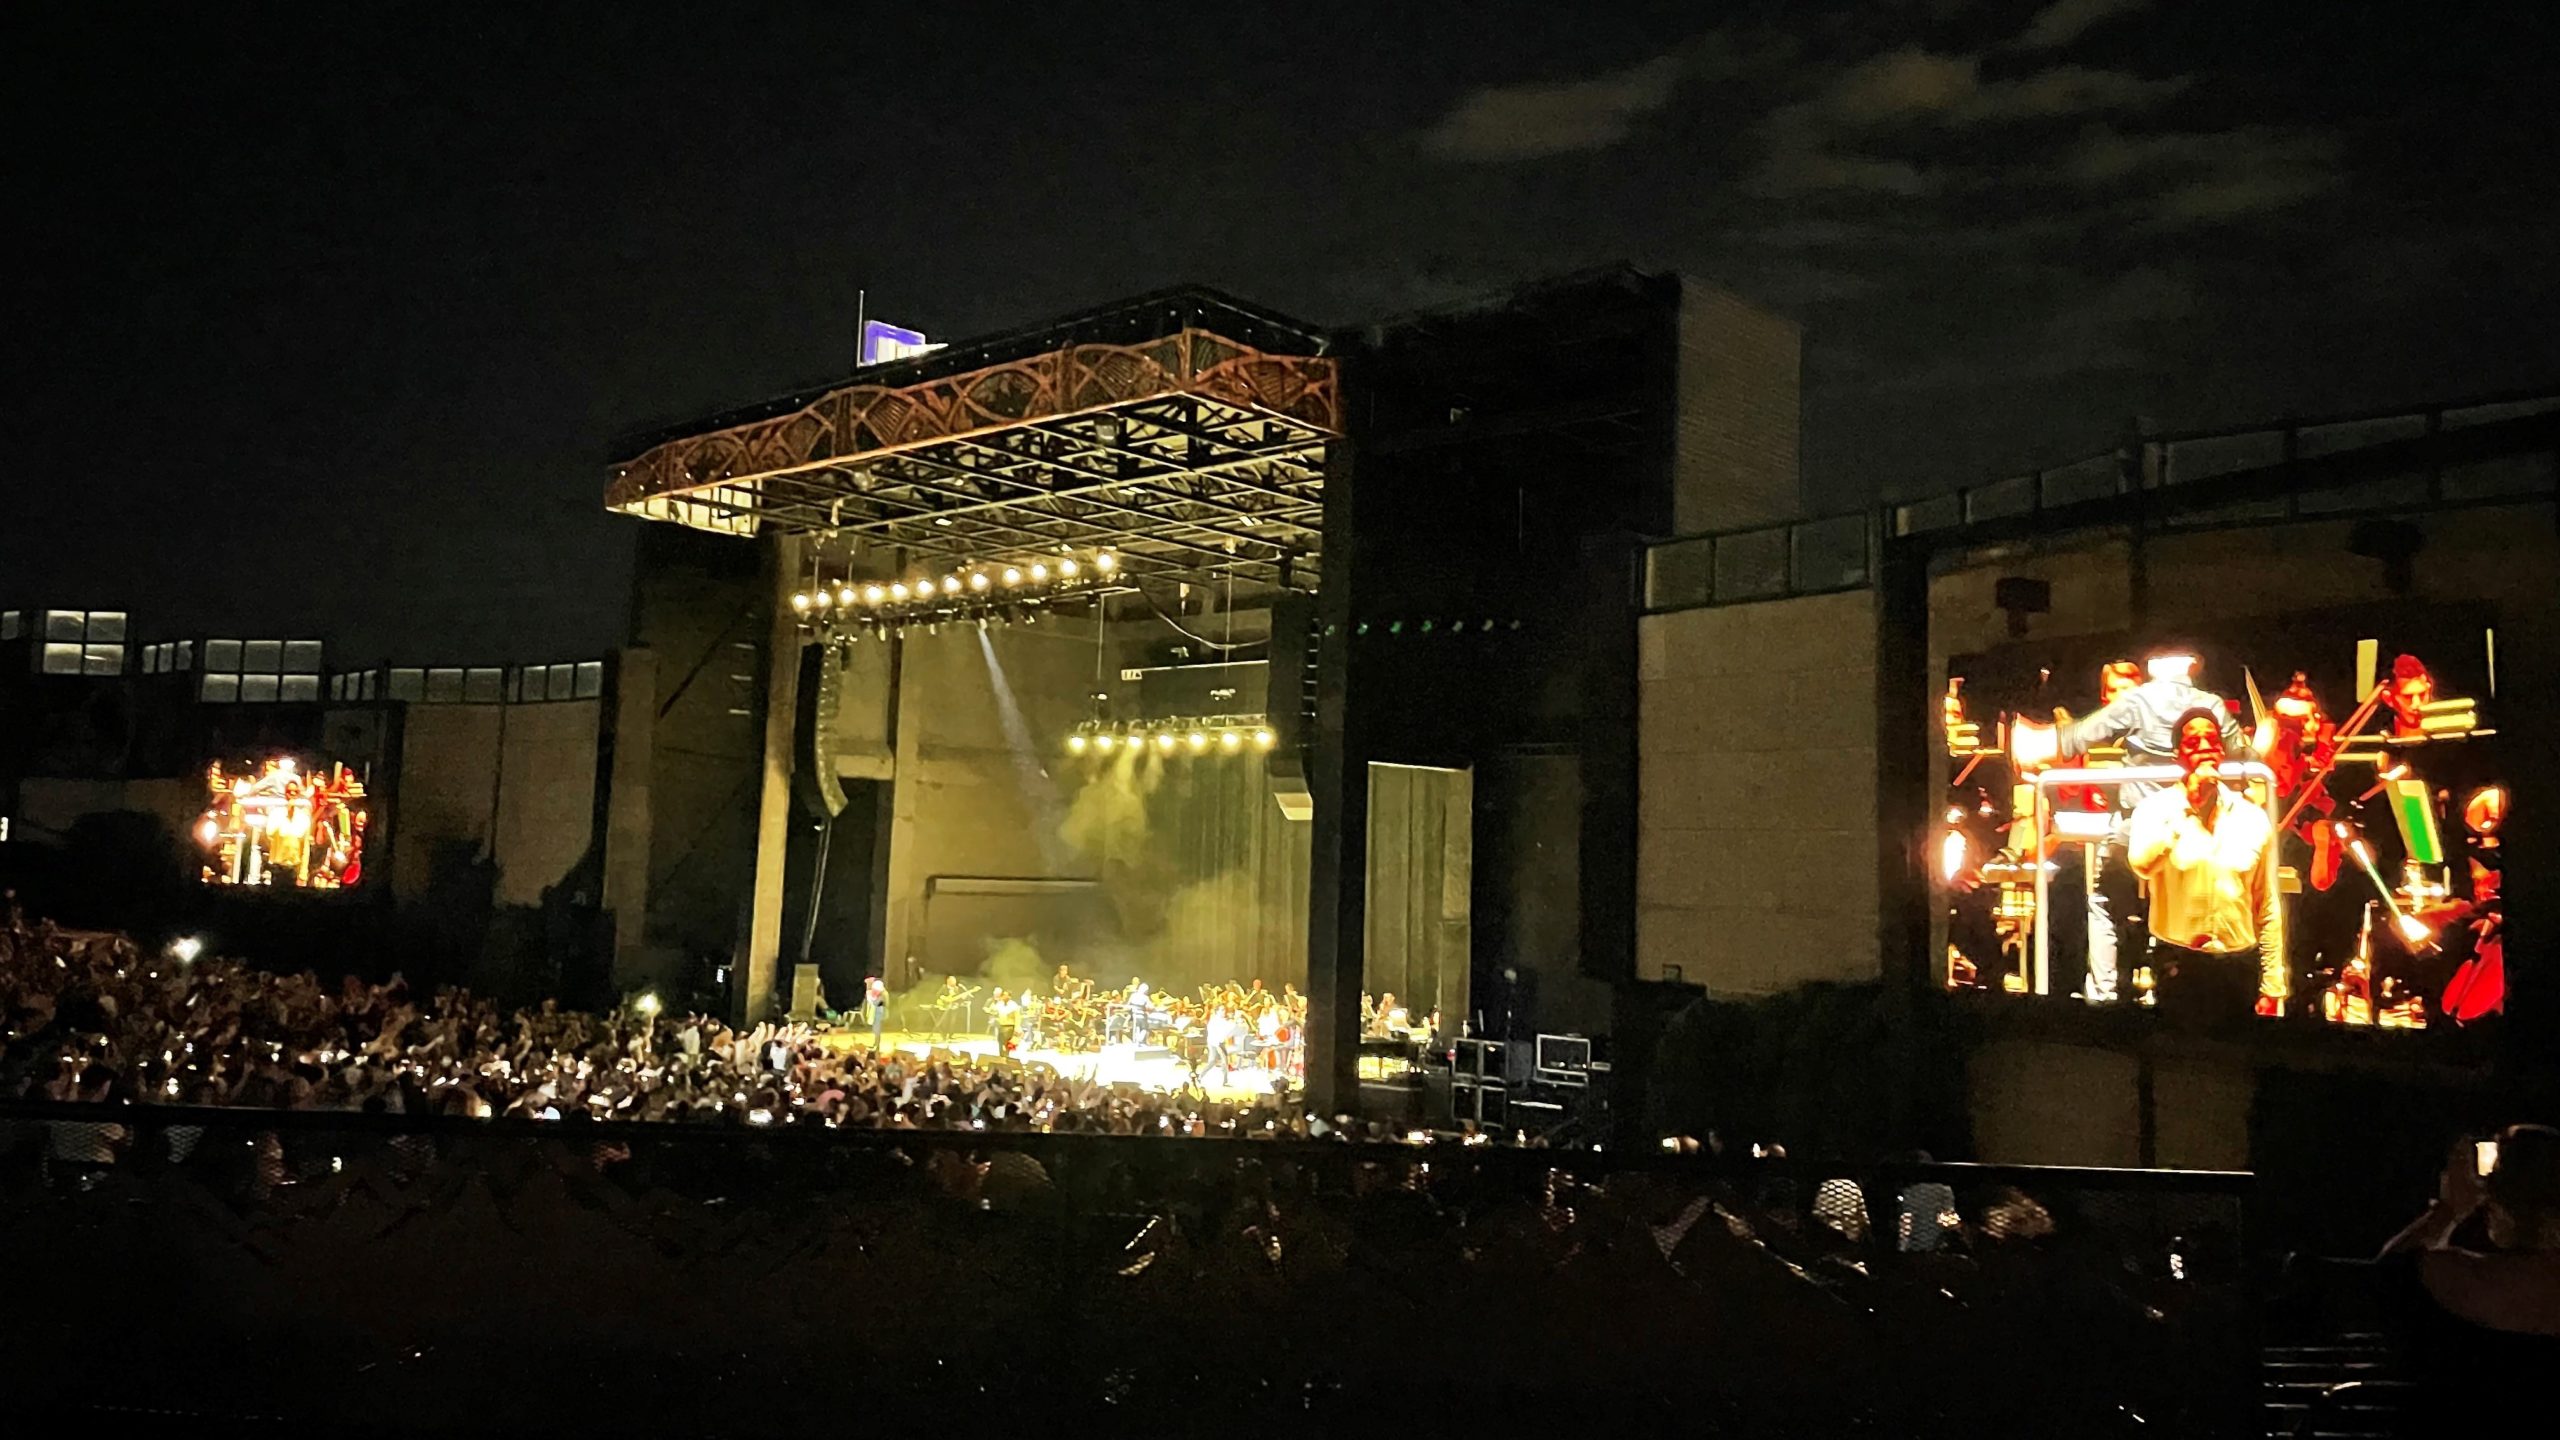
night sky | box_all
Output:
[10,1,2554,662]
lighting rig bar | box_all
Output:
[1067,715,1277,757]
[793,548,1120,640]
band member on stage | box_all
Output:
[2128,708,2283,1019]
[1205,1004,1241,1083]
[2052,651,2250,1004]
[1125,978,1151,1043]
[2385,653,2436,740]
[864,975,887,1051]
[989,988,1019,1056]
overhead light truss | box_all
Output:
[608,298,1339,591]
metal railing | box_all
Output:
[1642,511,1875,612]
[1640,390,2556,615]
[0,1101,2252,1434]
[1889,391,2555,540]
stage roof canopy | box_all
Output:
[607,288,1339,591]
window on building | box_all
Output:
[34,611,126,675]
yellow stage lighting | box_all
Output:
[790,592,811,612]
[890,582,911,602]
[1067,734,1088,755]
[811,589,832,608]
[1940,830,1968,883]
[941,576,961,594]
[1254,728,1276,750]
[1094,551,1116,574]
[864,584,886,606]
[1154,733,1176,753]
[969,572,990,591]
[1060,558,1080,579]
[1002,567,1022,586]
[1187,730,1209,752]
[1220,730,1243,752]
[836,586,855,607]
[1031,563,1050,582]
[1096,733,1118,752]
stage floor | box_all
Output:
[815,1028,1295,1103]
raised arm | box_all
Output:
[2059,690,2142,758]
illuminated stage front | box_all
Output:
[816,1030,1296,1104]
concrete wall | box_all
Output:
[626,526,767,974]
[1965,1039,2143,1167]
[1928,506,2555,670]
[1636,587,1879,995]
[1672,282,1803,535]
[1926,533,2135,668]
[391,700,600,908]
[1964,1038,2258,1170]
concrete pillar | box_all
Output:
[1305,440,1363,1116]
[743,533,803,1022]
[600,646,656,991]
[878,634,925,988]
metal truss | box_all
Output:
[608,307,1339,591]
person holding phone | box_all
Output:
[2375,1123,2560,1424]
[2380,1123,2560,1335]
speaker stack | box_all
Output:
[1450,1038,1506,1126]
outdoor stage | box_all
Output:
[815,1028,1295,1103]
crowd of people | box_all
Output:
[891,967,1443,1090]
[0,908,1407,1147]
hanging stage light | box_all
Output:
[1096,732,1118,752]
[1186,730,1209,752]
[1219,730,1243,752]
[811,589,833,609]
[790,592,811,613]
[1094,551,1117,574]
[836,586,855,607]
[1029,563,1050,582]
[1002,567,1022,586]
[969,571,991,591]
[864,584,886,606]
[1060,558,1080,580]
[1067,734,1088,755]
[890,582,911,602]
[941,576,961,595]
[1254,728,1277,750]
[1154,732,1176,753]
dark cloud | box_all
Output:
[1738,41,2188,197]
[2013,0,2150,52]
[2066,124,2342,223]
[1418,53,1690,162]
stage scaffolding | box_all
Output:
[609,286,1344,1073]
[608,287,1339,591]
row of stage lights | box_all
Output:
[791,550,1117,618]
[1066,721,1278,757]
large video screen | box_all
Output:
[1938,604,2506,1029]
[195,757,370,890]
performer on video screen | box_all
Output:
[2048,651,2249,1004]
[2128,708,2283,1019]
